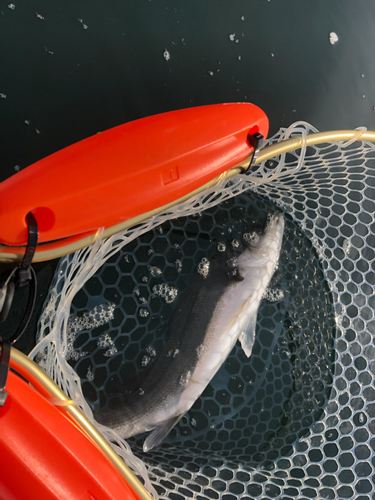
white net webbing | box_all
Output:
[30,122,375,499]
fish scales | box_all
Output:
[94,214,285,451]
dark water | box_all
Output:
[0,0,374,346]
[1,0,375,182]
[68,191,335,465]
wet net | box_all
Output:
[30,122,375,499]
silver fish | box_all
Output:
[95,214,284,451]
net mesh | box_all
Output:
[30,122,375,499]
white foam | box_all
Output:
[153,283,178,303]
[329,32,338,45]
[142,356,150,367]
[66,303,115,361]
[197,257,210,278]
[86,366,94,381]
[150,266,162,277]
[146,346,156,357]
[217,242,226,252]
[243,232,260,245]
[263,288,284,302]
[180,371,191,386]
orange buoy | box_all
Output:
[0,358,146,500]
[0,103,268,247]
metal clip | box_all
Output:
[247,132,264,172]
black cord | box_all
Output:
[0,211,39,343]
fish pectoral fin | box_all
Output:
[143,414,184,452]
[239,313,257,358]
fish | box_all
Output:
[94,213,284,452]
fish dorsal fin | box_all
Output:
[143,413,184,452]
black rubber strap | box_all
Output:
[20,212,38,272]
[0,211,38,343]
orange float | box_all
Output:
[0,103,268,249]
[0,368,145,499]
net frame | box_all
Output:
[30,121,375,499]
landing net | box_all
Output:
[30,122,375,499]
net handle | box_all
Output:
[1,128,374,263]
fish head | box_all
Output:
[236,213,284,272]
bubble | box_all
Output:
[197,257,210,278]
[217,242,226,252]
[97,333,114,348]
[153,283,178,303]
[86,366,94,381]
[167,349,180,358]
[243,232,260,245]
[142,356,151,367]
[329,32,339,45]
[263,288,285,302]
[66,303,115,361]
[227,257,237,268]
[78,18,88,29]
[146,346,157,357]
[180,371,191,386]
[196,344,205,358]
[139,308,150,318]
[150,266,162,277]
